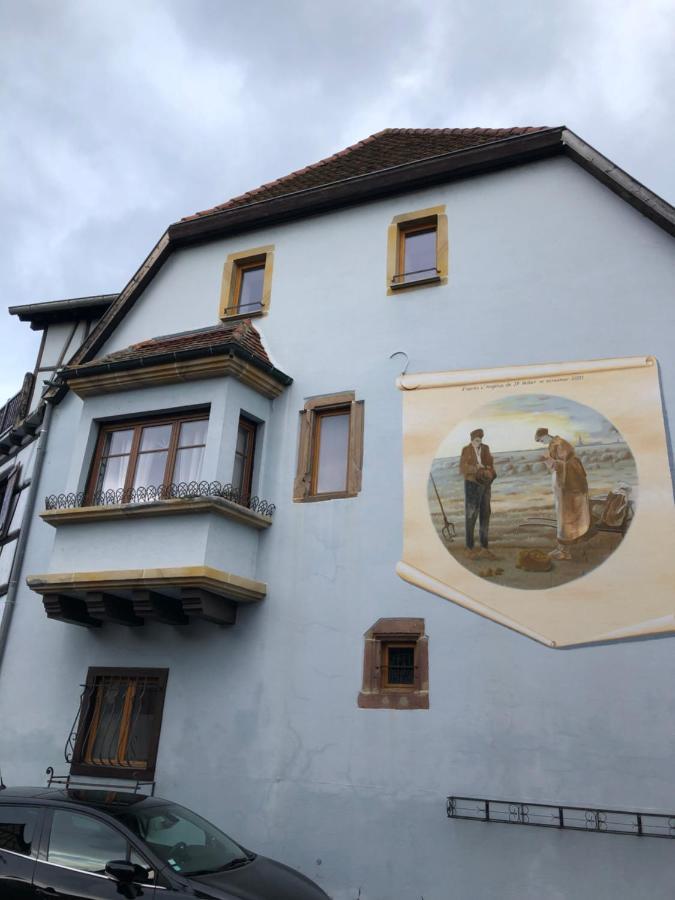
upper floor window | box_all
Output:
[87,413,208,504]
[387,205,448,292]
[294,392,364,502]
[220,245,274,319]
[71,667,168,779]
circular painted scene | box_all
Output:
[428,394,638,589]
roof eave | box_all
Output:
[168,127,566,245]
[63,340,293,388]
[8,295,118,331]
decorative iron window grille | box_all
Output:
[447,796,675,839]
[67,670,167,779]
[45,480,275,517]
[382,646,415,685]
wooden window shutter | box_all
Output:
[346,400,364,495]
[0,466,20,537]
[293,410,313,501]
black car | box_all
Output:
[0,786,330,899]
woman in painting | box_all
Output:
[534,427,591,560]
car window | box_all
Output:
[115,801,246,876]
[145,813,205,847]
[47,810,129,874]
[0,805,40,857]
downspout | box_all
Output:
[0,398,54,677]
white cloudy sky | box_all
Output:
[1,0,673,401]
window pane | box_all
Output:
[125,681,162,765]
[48,810,127,874]
[178,419,208,448]
[238,266,264,313]
[133,451,169,488]
[95,455,130,498]
[387,646,415,685]
[139,424,172,452]
[0,806,39,856]
[316,412,350,494]
[106,429,134,456]
[403,228,436,281]
[236,425,250,456]
[0,538,17,585]
[173,447,204,484]
[88,681,125,764]
[232,454,245,495]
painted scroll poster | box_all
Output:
[397,356,674,647]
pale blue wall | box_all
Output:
[0,156,674,900]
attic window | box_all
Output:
[387,206,448,292]
[220,245,274,319]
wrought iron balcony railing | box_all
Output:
[45,480,276,517]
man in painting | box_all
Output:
[535,427,591,560]
[459,428,497,558]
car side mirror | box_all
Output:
[105,860,148,884]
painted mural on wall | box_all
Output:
[428,394,638,590]
[397,356,675,648]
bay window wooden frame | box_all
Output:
[233,415,257,505]
[70,667,168,779]
[358,618,429,710]
[293,391,364,502]
[220,245,274,320]
[85,410,208,504]
[386,205,448,293]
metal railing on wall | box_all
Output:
[447,796,675,839]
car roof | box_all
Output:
[0,786,168,811]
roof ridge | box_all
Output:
[182,126,549,221]
[187,128,391,221]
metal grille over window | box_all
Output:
[384,646,415,685]
[68,670,167,777]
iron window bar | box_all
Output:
[45,480,276,518]
[222,300,264,314]
[46,767,155,796]
[391,267,441,284]
[447,796,675,839]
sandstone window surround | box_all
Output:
[219,245,274,320]
[386,205,448,294]
[358,618,429,710]
[293,392,364,502]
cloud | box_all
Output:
[1,0,673,401]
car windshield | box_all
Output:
[113,801,249,876]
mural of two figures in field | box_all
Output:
[428,394,638,589]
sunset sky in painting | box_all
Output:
[436,393,622,457]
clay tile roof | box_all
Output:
[183,127,548,221]
[66,320,280,375]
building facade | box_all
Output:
[1,127,674,899]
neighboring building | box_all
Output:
[0,127,674,899]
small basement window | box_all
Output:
[220,245,274,319]
[358,618,429,710]
[387,205,448,292]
